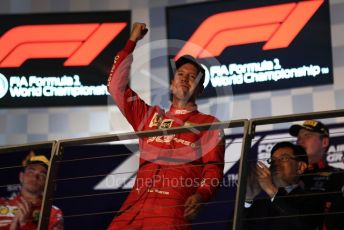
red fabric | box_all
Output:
[307,159,327,171]
[0,194,63,230]
[107,40,225,229]
[317,159,326,169]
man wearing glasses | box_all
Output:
[0,153,63,230]
[244,142,322,230]
[289,120,344,230]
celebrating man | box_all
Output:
[107,23,225,229]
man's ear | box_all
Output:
[322,136,330,150]
[196,72,204,96]
[170,79,174,91]
[297,161,307,174]
[19,172,24,184]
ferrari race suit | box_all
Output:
[107,40,225,229]
[0,194,63,230]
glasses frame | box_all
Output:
[267,154,298,164]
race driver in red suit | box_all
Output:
[107,22,225,230]
[0,154,63,230]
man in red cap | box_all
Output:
[107,22,224,229]
[289,120,344,230]
[0,153,63,230]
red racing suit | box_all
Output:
[107,40,225,229]
[0,194,63,230]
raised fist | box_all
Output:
[129,22,148,43]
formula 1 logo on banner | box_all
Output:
[167,0,333,97]
[0,23,127,68]
[175,0,324,59]
[0,11,130,107]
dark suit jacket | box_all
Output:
[243,186,323,230]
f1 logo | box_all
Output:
[175,0,324,59]
[0,23,127,68]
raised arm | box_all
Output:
[107,23,154,131]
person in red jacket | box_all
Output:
[107,22,225,229]
[0,153,63,230]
